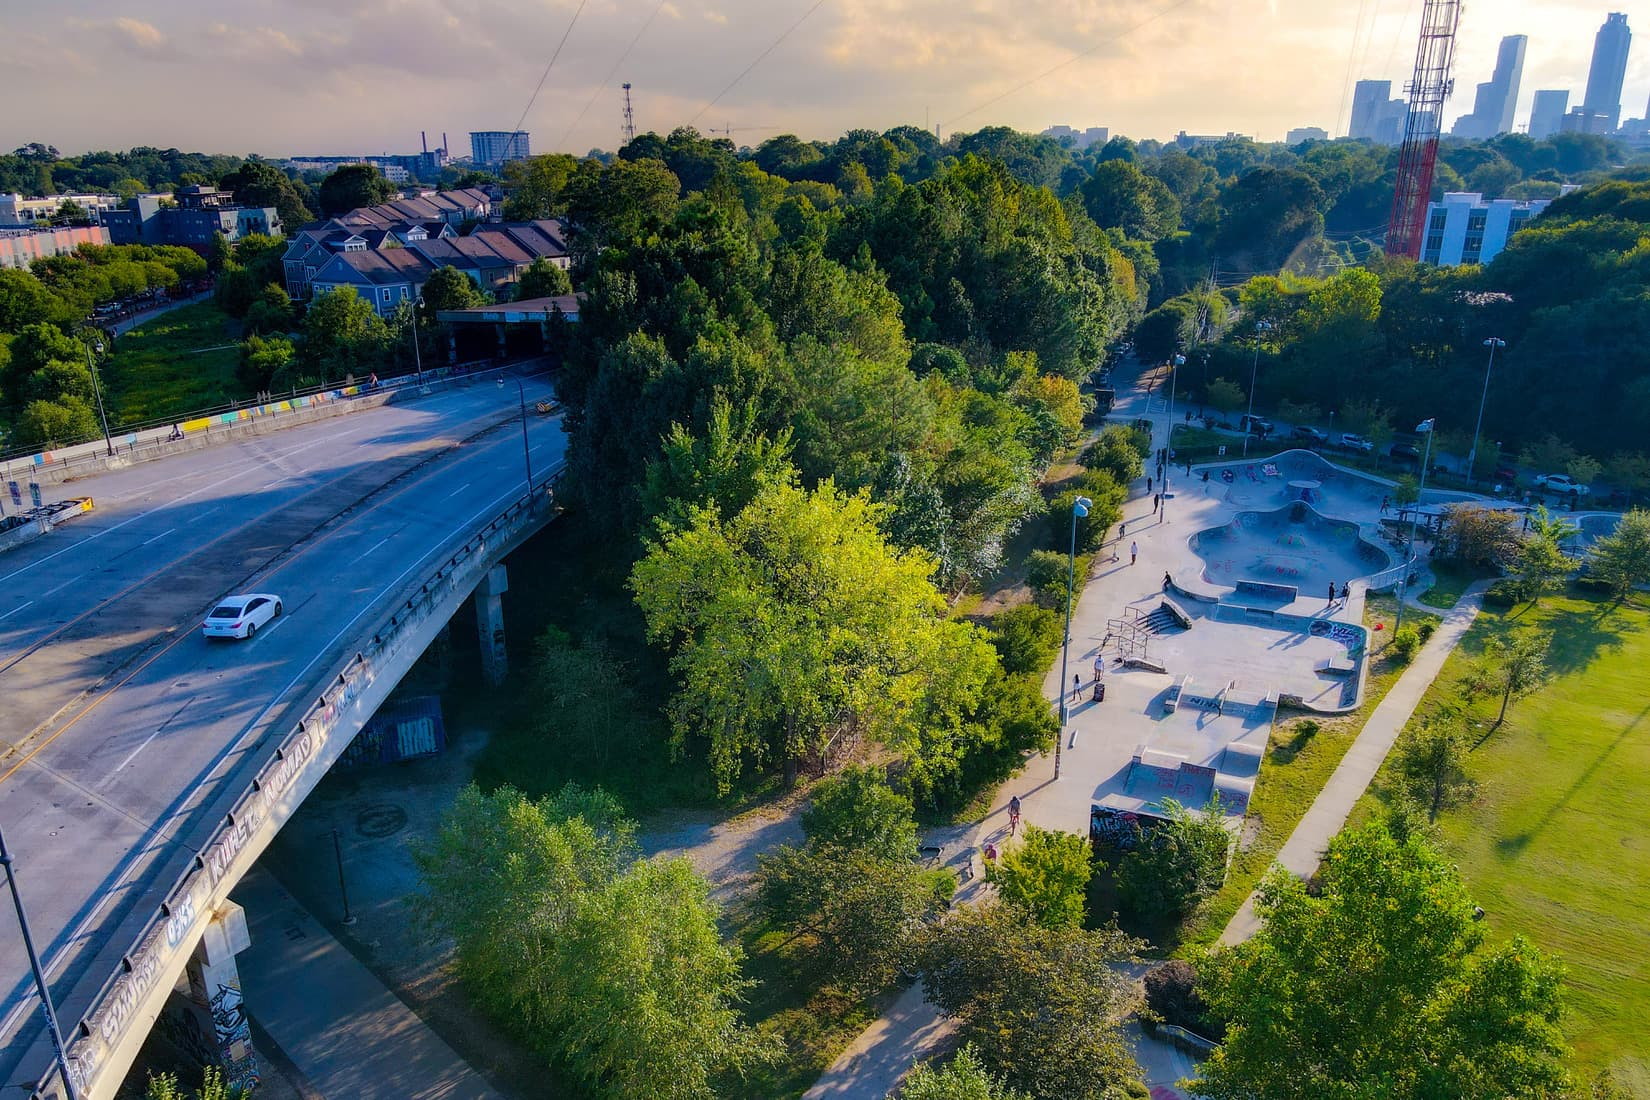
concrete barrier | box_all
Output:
[33,466,565,1100]
[0,498,93,554]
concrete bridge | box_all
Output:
[0,371,566,1099]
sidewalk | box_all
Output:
[233,866,503,1100]
[1219,580,1491,944]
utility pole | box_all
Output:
[2,827,80,1100]
[622,83,636,145]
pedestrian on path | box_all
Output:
[1130,540,1138,565]
[1339,582,1351,604]
[1380,495,1390,514]
[1327,581,1337,608]
[1154,492,1161,514]
[1163,570,1173,590]
[1147,476,1153,493]
[1093,652,1105,680]
[1072,673,1082,702]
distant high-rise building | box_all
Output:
[1582,13,1632,133]
[1349,79,1409,143]
[1451,34,1526,139]
[1527,89,1570,140]
[1041,125,1109,149]
[1286,127,1329,144]
[1561,106,1615,136]
[469,131,531,167]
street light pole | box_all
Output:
[497,374,536,501]
[84,338,113,457]
[1466,337,1504,486]
[410,298,426,387]
[1165,353,1185,487]
[1055,495,1092,782]
[1394,419,1434,637]
[1,826,80,1100]
[1242,321,1272,458]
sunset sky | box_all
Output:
[5,0,1647,157]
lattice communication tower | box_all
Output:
[622,83,636,146]
[1385,0,1462,259]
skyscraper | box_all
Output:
[1582,13,1632,133]
[1528,89,1570,140]
[1350,79,1410,143]
[1451,35,1526,138]
[469,131,531,167]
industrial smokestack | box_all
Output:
[422,130,429,154]
[443,133,449,155]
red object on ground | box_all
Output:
[1374,622,1385,631]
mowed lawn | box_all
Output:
[1405,594,1650,1088]
[104,302,242,425]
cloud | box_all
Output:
[67,15,182,59]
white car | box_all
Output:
[202,593,283,640]
[1339,433,1375,453]
[1533,473,1590,497]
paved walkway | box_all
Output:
[234,867,502,1100]
[1219,580,1492,945]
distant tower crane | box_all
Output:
[622,82,636,145]
[1386,0,1463,259]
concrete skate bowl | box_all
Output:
[1190,502,1393,598]
[1198,448,1392,512]
[1567,512,1623,552]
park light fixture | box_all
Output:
[1054,494,1093,782]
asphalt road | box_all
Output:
[0,377,565,1095]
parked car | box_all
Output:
[1240,414,1274,436]
[1533,473,1591,497]
[202,593,283,640]
[1291,425,1328,443]
[1389,441,1421,461]
[1339,433,1375,453]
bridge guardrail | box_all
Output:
[37,460,566,1100]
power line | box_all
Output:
[943,0,1200,131]
[558,0,669,151]
[1336,0,1375,137]
[689,0,832,127]
[513,0,592,140]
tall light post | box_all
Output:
[1054,495,1092,782]
[83,337,113,457]
[2,826,80,1100]
[496,374,536,501]
[1466,337,1504,486]
[409,297,426,387]
[1165,353,1185,485]
[1393,418,1435,637]
[1242,321,1273,458]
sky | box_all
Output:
[4,0,1649,159]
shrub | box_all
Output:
[1142,960,1224,1040]
[990,604,1064,675]
[802,764,918,861]
[1415,620,1437,643]
[1079,424,1148,484]
[986,826,1094,929]
[1482,579,1520,609]
[1388,625,1421,663]
[1115,798,1230,926]
[1026,549,1072,607]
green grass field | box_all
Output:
[1355,591,1650,1090]
[103,302,242,426]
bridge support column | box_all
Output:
[475,564,508,686]
[495,322,508,360]
[158,901,259,1092]
[447,331,458,365]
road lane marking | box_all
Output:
[441,481,471,500]
[0,601,34,623]
[141,527,176,546]
[102,696,195,786]
[359,536,392,559]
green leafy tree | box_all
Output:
[243,283,294,335]
[898,1045,1030,1100]
[639,395,795,533]
[237,333,295,393]
[316,163,396,216]
[1079,424,1148,485]
[219,159,315,230]
[501,153,579,220]
[1394,714,1476,821]
[1194,822,1570,1100]
[529,630,648,769]
[989,604,1063,676]
[0,269,60,333]
[1587,508,1650,603]
[1393,474,1420,507]
[632,478,972,790]
[1079,159,1180,240]
[1114,797,1230,925]
[986,825,1092,929]
[16,396,98,447]
[515,256,573,301]
[916,902,1144,1100]
[1437,504,1521,568]
[801,763,919,861]
[1204,378,1245,417]
[1463,633,1551,727]
[1513,506,1577,603]
[419,264,486,313]
[414,784,773,1100]
[298,287,389,381]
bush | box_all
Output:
[1388,625,1422,663]
[990,604,1064,675]
[1483,579,1520,609]
[1142,960,1224,1040]
[1026,549,1073,607]
[802,764,918,861]
[1415,620,1437,643]
[986,826,1094,929]
[1115,798,1230,926]
[1079,424,1148,484]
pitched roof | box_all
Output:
[312,248,433,287]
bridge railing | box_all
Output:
[38,461,566,1100]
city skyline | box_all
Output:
[2,1,1648,157]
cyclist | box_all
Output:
[1008,795,1022,835]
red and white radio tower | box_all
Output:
[1385,0,1462,259]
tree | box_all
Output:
[638,395,795,532]
[1438,504,1521,569]
[414,784,773,1099]
[1394,714,1476,821]
[1194,822,1569,1100]
[898,1045,1030,1100]
[631,478,972,790]
[243,283,293,335]
[1079,424,1148,486]
[1393,474,1420,507]
[1114,798,1230,925]
[989,604,1063,676]
[1587,508,1650,603]
[916,903,1144,1100]
[501,153,579,220]
[986,825,1092,929]
[800,763,919,861]
[15,397,98,447]
[1079,160,1180,240]
[218,159,314,231]
[515,256,572,301]
[419,264,486,313]
[529,630,649,769]
[1463,633,1551,727]
[1513,506,1577,603]
[316,163,396,216]
[298,287,389,381]
[236,333,294,393]
[0,269,59,333]
[1204,378,1245,417]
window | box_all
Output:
[381,288,392,303]
[1425,233,1444,253]
[400,286,409,299]
[1467,211,1487,231]
[1429,211,1448,230]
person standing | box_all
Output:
[1339,582,1351,605]
[1130,540,1138,565]
[1154,492,1162,514]
[1147,476,1153,494]
[1328,581,1337,608]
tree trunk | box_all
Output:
[1498,682,1512,725]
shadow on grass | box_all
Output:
[1494,699,1650,860]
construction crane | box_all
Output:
[1386,0,1463,259]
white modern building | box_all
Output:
[1042,124,1109,149]
[0,191,126,226]
[1421,192,1550,267]
[469,131,530,167]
